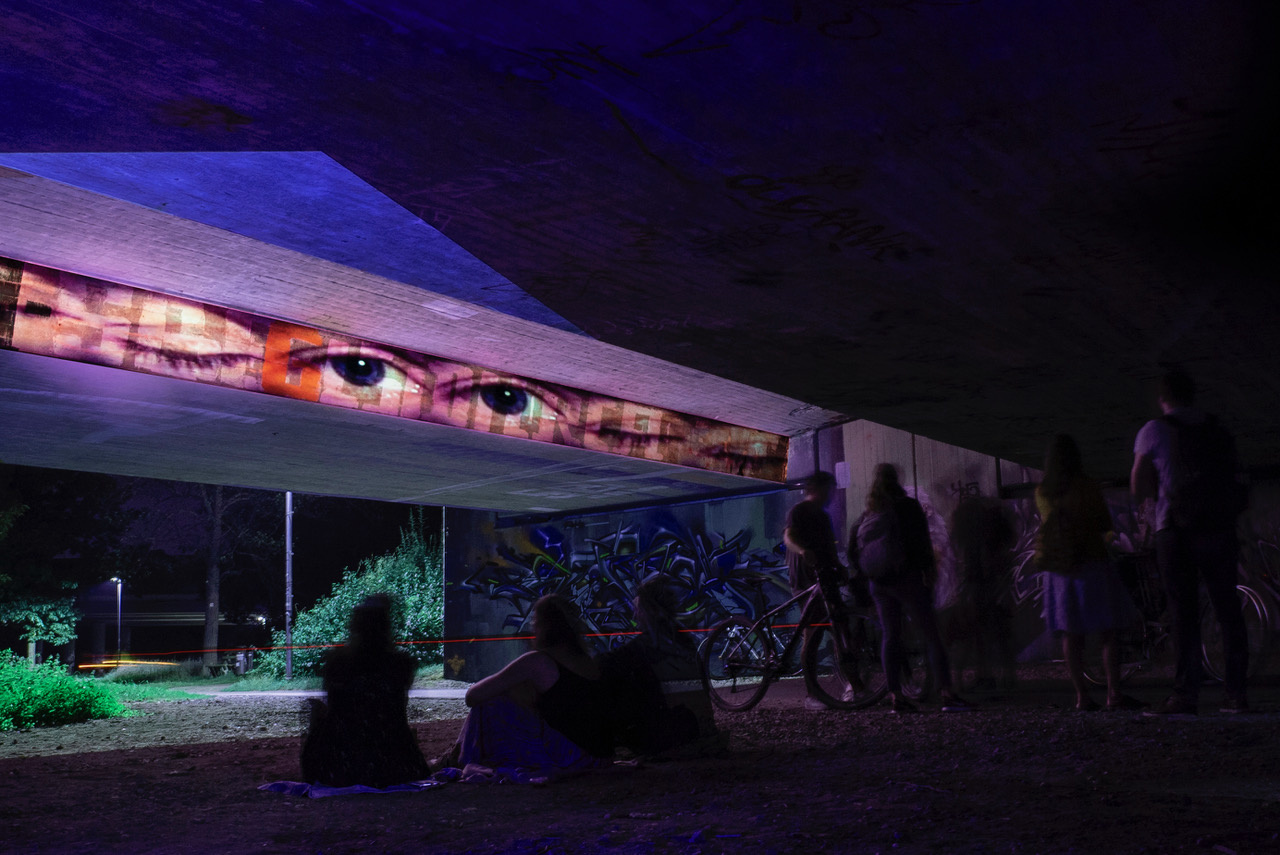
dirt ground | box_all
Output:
[2,675,1278,855]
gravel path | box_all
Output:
[4,680,1280,853]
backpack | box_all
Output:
[1162,414,1248,529]
[856,508,907,581]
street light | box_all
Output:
[110,577,122,661]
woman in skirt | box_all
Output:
[1036,434,1143,711]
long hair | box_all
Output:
[1040,434,1086,499]
[632,575,692,650]
[532,594,588,654]
[866,463,907,514]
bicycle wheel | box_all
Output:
[1201,585,1270,682]
[802,619,888,710]
[700,617,775,712]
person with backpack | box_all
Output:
[851,463,973,713]
[1036,435,1143,712]
[1132,368,1250,715]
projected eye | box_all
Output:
[443,372,575,425]
[480,384,531,417]
[330,354,386,387]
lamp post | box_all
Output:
[110,577,122,661]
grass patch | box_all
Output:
[98,659,213,684]
[104,683,203,702]
[222,674,324,692]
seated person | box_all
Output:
[441,595,613,777]
[301,594,430,787]
[601,577,710,755]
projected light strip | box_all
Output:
[0,257,787,481]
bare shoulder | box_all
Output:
[508,650,562,691]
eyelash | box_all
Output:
[124,342,252,372]
[296,345,569,421]
[443,374,570,421]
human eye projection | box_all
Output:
[0,257,788,481]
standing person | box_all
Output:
[1036,435,1143,712]
[300,594,430,787]
[1132,368,1250,714]
[783,471,854,710]
[949,496,1018,690]
[852,464,973,713]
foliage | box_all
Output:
[0,654,128,731]
[256,510,444,677]
[0,594,82,646]
[0,467,137,601]
[99,660,207,684]
[102,683,201,702]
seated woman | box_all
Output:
[301,594,430,787]
[600,577,709,755]
[442,595,613,778]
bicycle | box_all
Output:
[699,580,930,711]
[1082,550,1271,685]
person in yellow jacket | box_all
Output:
[1036,435,1142,712]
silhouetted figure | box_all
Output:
[1037,435,1142,712]
[1132,368,1250,715]
[300,594,429,787]
[852,464,973,713]
[601,577,708,755]
[784,471,858,710]
[442,595,612,778]
[948,496,1017,689]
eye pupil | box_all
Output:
[331,355,386,387]
[482,385,530,416]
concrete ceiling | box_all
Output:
[2,0,1278,478]
[1,350,778,513]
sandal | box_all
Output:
[890,695,918,714]
[1106,694,1148,712]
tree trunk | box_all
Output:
[202,485,224,672]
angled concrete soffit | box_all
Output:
[0,257,788,482]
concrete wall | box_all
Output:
[444,417,1280,681]
[442,493,796,681]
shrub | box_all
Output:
[256,511,444,678]
[0,654,128,731]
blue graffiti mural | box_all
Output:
[459,517,790,647]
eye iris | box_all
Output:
[332,355,385,387]
[482,385,530,416]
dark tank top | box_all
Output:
[535,661,613,758]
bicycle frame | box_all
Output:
[709,583,834,683]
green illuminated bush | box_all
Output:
[257,511,444,678]
[0,654,128,731]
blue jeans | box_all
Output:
[871,579,953,695]
[1155,527,1247,701]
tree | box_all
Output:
[0,466,136,660]
[257,509,444,677]
[0,595,80,662]
[124,482,283,672]
[0,466,136,602]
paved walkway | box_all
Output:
[176,685,467,699]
